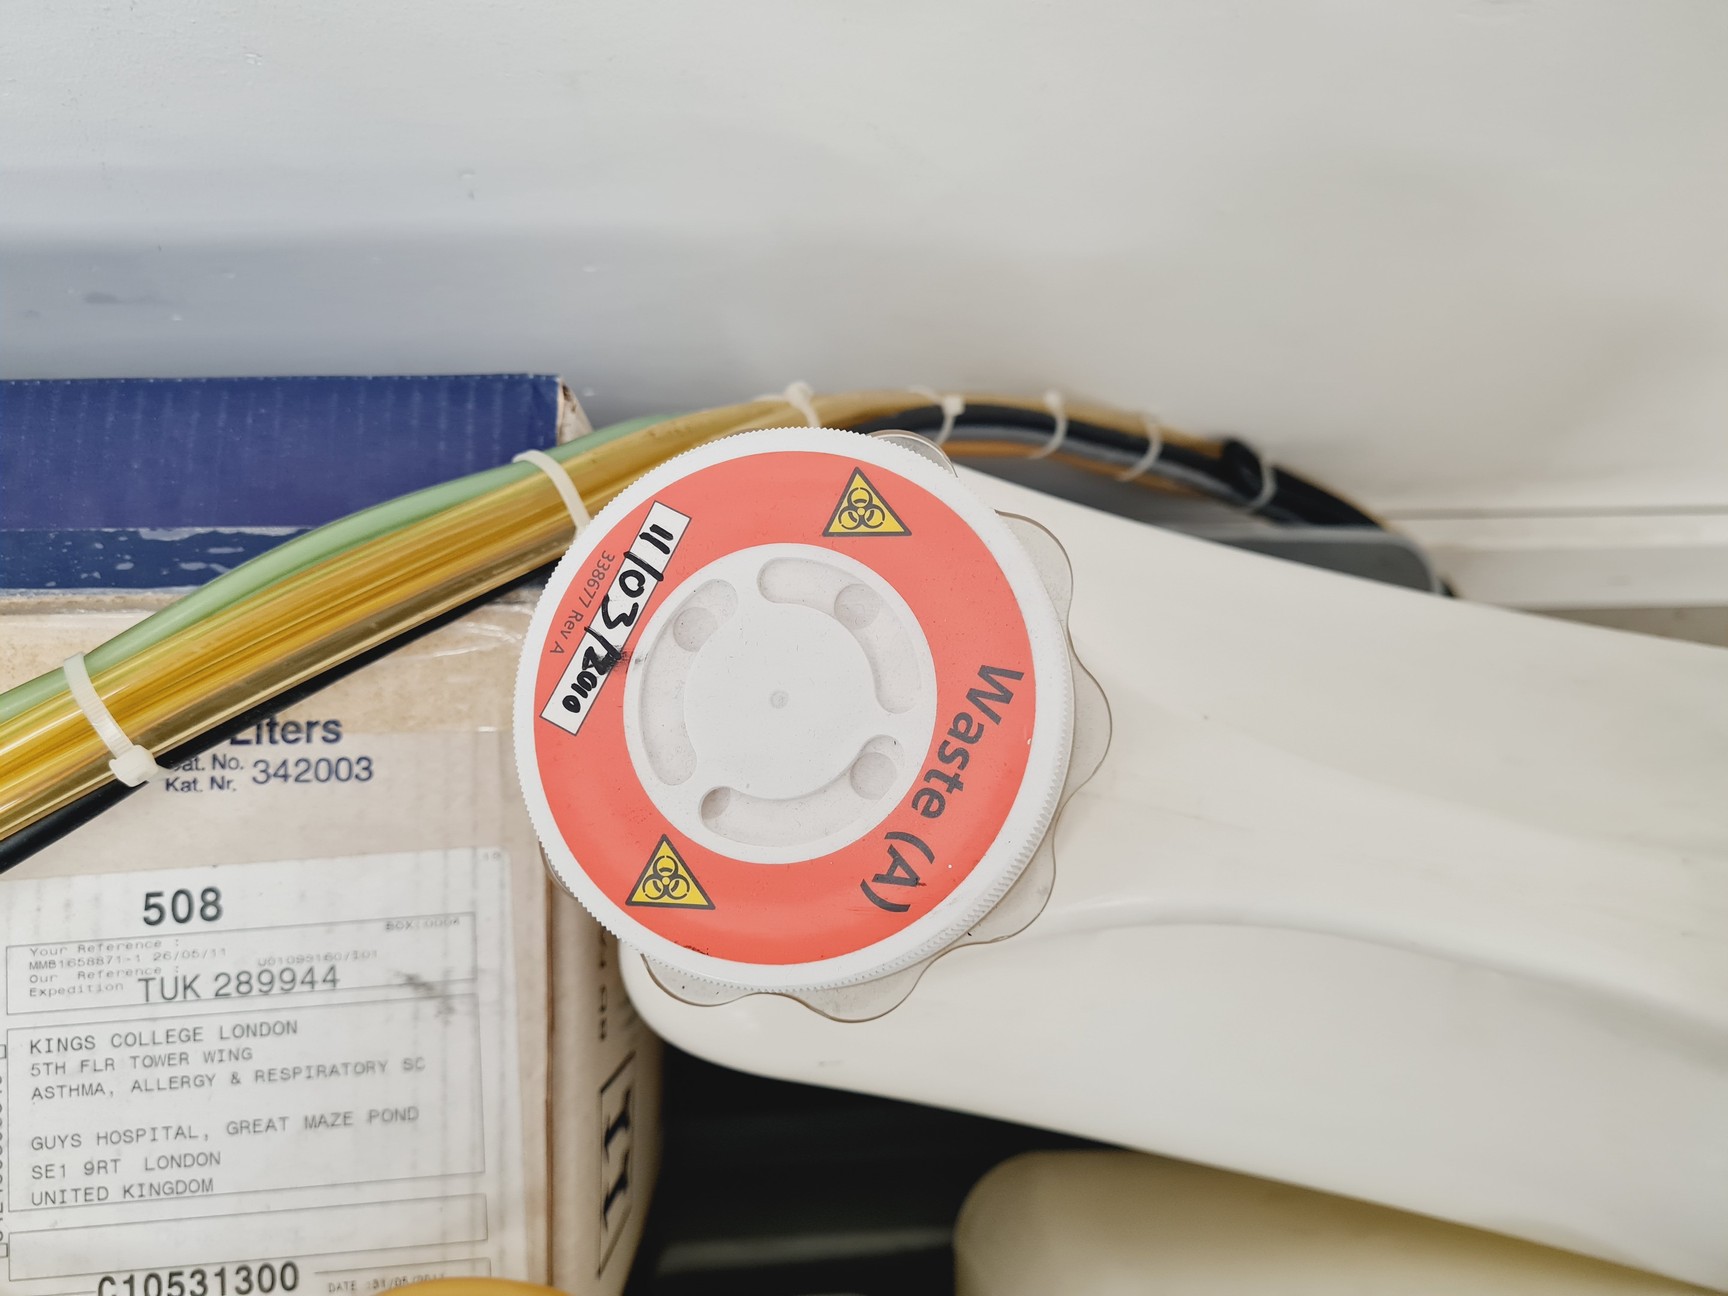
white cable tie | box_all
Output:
[754,380,821,428]
[62,652,165,787]
[1245,447,1280,514]
[1115,413,1166,482]
[909,386,966,446]
[513,449,592,532]
[1028,389,1068,459]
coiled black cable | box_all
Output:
[851,403,1380,529]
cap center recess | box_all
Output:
[622,543,938,867]
[684,598,875,799]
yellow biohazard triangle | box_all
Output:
[626,836,714,909]
[822,468,911,537]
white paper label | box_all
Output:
[538,500,691,736]
[0,850,524,1293]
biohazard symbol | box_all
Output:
[822,468,911,537]
[626,836,714,909]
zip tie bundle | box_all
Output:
[909,386,966,446]
[756,380,821,428]
[0,393,1392,861]
[61,652,165,787]
[1115,413,1165,482]
[513,449,592,531]
[1028,389,1069,459]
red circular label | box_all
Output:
[529,448,1036,966]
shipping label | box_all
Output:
[0,850,524,1293]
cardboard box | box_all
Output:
[0,600,659,1293]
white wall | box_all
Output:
[5,0,1727,577]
